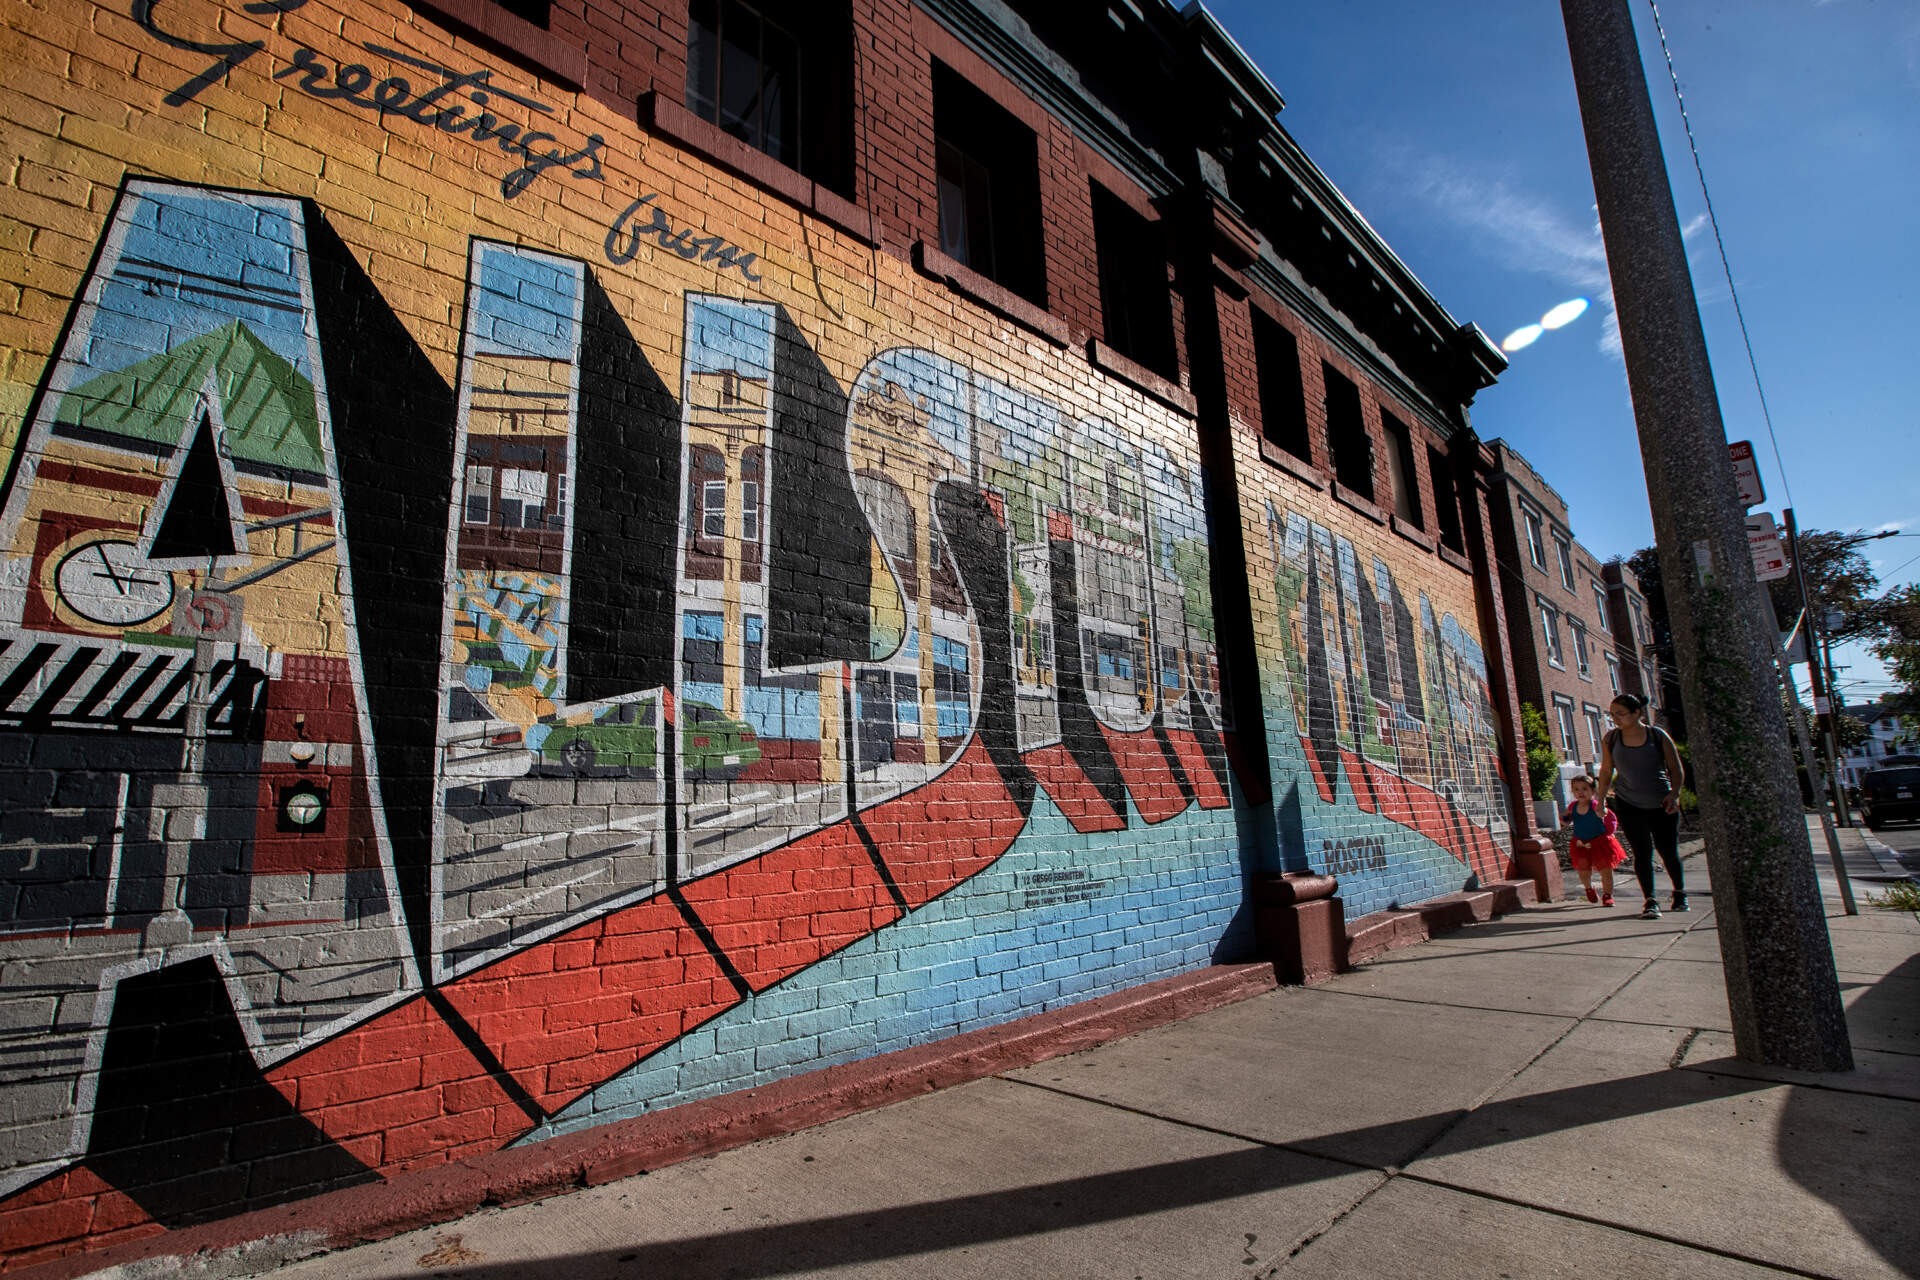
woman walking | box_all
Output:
[1595,694,1688,919]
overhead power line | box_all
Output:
[1644,1,1794,510]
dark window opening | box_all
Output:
[1429,444,1465,553]
[1251,310,1311,464]
[1381,409,1422,528]
[1091,184,1176,380]
[933,61,1047,308]
[687,0,853,192]
[1322,362,1371,500]
[492,0,550,25]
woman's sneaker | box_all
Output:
[1585,886,1599,903]
[1641,899,1662,920]
[1601,894,1614,907]
[1670,893,1690,912]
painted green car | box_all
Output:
[537,699,761,779]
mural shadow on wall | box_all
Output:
[308,209,455,965]
[84,958,377,1227]
[765,308,867,671]
[566,272,681,704]
[390,1067,1899,1278]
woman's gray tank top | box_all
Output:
[1608,726,1672,807]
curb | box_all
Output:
[1852,828,1916,880]
[19,963,1284,1279]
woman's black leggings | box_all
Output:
[1613,799,1684,900]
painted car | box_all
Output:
[536,698,760,778]
[441,686,535,786]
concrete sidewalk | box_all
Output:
[209,837,1920,1280]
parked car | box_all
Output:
[1858,765,1920,831]
[535,698,759,779]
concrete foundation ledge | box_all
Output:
[1485,877,1540,913]
[1344,882,1533,967]
[10,964,1280,1280]
[1413,891,1492,931]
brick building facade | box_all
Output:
[1484,440,1620,772]
[1601,558,1660,710]
[0,0,1547,1265]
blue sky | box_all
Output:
[1205,0,1920,706]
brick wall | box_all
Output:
[1221,287,1512,915]
[0,0,1513,1266]
[1487,442,1617,771]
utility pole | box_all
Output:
[1559,0,1851,1070]
[1781,510,1848,830]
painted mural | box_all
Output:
[0,182,416,1205]
[0,169,1240,1241]
[1253,494,1512,913]
[0,0,1507,1261]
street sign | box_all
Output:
[1730,440,1765,507]
[1747,511,1791,581]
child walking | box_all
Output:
[1564,774,1627,905]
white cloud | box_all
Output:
[1872,519,1910,533]
[1383,152,1719,364]
[1387,150,1621,359]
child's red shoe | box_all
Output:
[1585,887,1599,904]
[1602,895,1615,907]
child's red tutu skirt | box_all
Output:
[1568,834,1628,871]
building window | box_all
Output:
[497,467,549,528]
[1593,580,1611,630]
[1429,445,1464,554]
[1381,410,1422,528]
[1571,621,1591,678]
[487,0,550,27]
[464,464,492,525]
[1103,461,1129,518]
[1554,533,1575,589]
[1583,704,1607,760]
[702,479,727,538]
[1540,598,1564,667]
[687,0,852,191]
[741,479,761,542]
[1322,363,1372,500]
[1522,505,1547,569]
[1630,597,1648,645]
[1605,651,1620,694]
[1252,310,1311,464]
[1553,696,1580,762]
[934,61,1046,307]
[1091,184,1176,380]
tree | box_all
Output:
[1637,529,1896,739]
[1520,702,1558,801]
[1872,584,1920,722]
[1766,527,1897,646]
[1831,709,1872,754]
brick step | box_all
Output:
[1344,878,1539,967]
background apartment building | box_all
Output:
[1838,701,1920,786]
[1484,440,1625,771]
[1600,557,1677,732]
